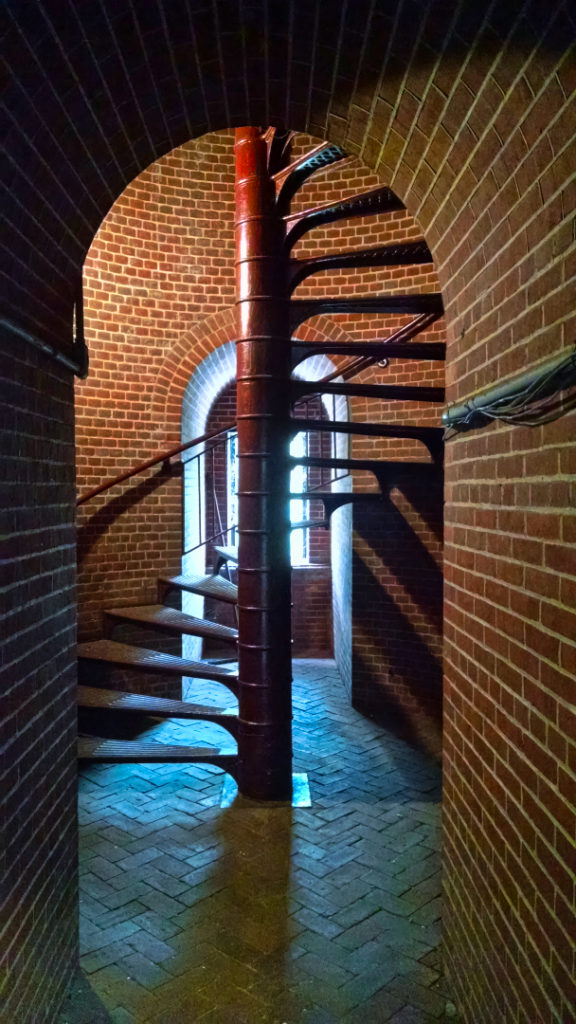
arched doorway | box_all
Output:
[179,337,352,671]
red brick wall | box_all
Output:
[1,334,78,1023]
[3,6,575,1022]
[352,482,444,754]
[76,133,237,641]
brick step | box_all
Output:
[78,737,237,773]
[158,573,238,604]
[105,604,237,643]
[77,640,239,693]
[77,685,238,737]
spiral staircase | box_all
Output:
[76,129,445,795]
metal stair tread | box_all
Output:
[213,545,239,564]
[78,736,237,766]
[77,639,239,688]
[290,418,445,439]
[77,684,236,720]
[296,492,384,503]
[292,379,445,403]
[159,573,238,604]
[105,604,237,642]
[292,456,440,473]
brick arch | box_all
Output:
[152,307,359,443]
[5,1,572,373]
[151,307,237,444]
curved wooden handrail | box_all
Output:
[76,423,234,506]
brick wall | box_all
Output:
[1,332,78,1023]
[76,133,236,642]
[352,480,444,755]
[3,4,575,1021]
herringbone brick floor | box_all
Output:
[71,661,458,1023]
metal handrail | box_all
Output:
[76,422,235,506]
[77,317,436,508]
[184,523,237,558]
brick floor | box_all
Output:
[70,660,459,1023]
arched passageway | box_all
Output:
[3,5,575,1022]
[71,119,449,1019]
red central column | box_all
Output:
[234,127,293,800]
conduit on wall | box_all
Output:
[443,346,576,433]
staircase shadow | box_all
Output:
[351,552,443,761]
[379,473,444,543]
[152,794,296,1022]
[354,493,443,630]
[77,662,447,1022]
[77,468,171,565]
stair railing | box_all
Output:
[76,423,235,506]
[76,329,432,571]
[76,326,416,509]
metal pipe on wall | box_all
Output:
[443,347,576,430]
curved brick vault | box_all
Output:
[3,4,576,1023]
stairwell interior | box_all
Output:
[76,130,446,773]
[4,11,576,1023]
[69,129,448,1017]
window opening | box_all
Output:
[226,428,310,565]
[226,430,239,546]
[289,430,309,565]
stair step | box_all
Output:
[77,640,239,692]
[77,685,238,737]
[294,484,443,514]
[290,292,443,329]
[290,518,329,530]
[291,341,446,363]
[290,419,444,460]
[78,737,237,772]
[292,380,445,403]
[158,573,238,604]
[291,455,437,474]
[292,461,441,496]
[291,418,444,441]
[213,545,239,565]
[295,492,383,508]
[289,241,434,290]
[285,185,404,248]
[105,604,237,643]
